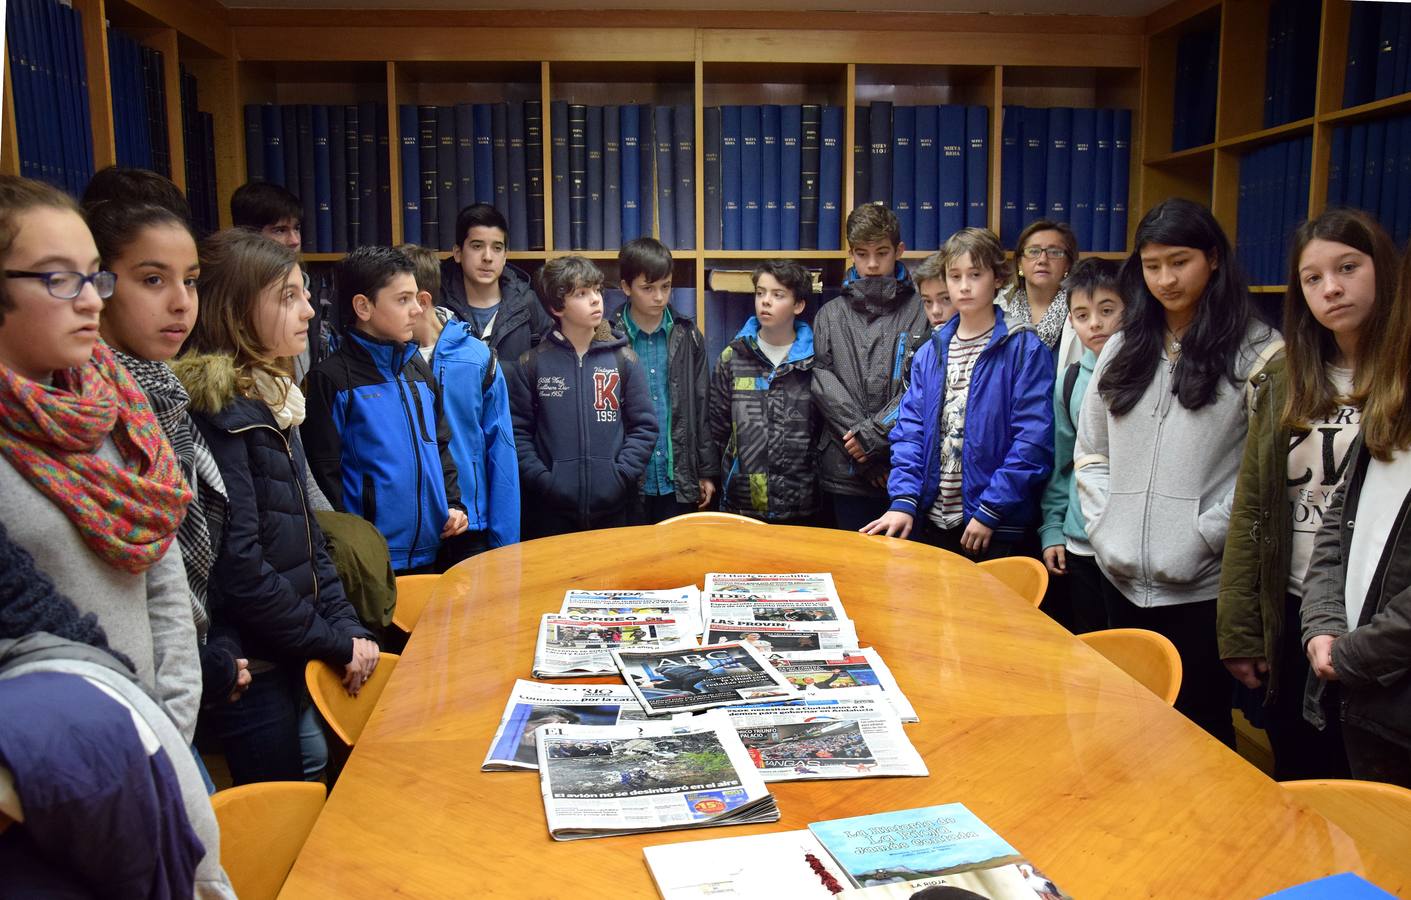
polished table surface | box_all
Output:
[280,524,1411,899]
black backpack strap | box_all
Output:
[482,347,499,394]
[1062,361,1082,423]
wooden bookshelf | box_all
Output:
[4,5,1150,339]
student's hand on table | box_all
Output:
[860,511,913,540]
[697,479,716,509]
[842,430,869,462]
[1306,635,1339,681]
[1042,545,1067,575]
[1223,657,1268,690]
[960,520,993,555]
[229,658,252,703]
[343,637,380,696]
[442,509,469,538]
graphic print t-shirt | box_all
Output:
[928,328,992,530]
[1286,365,1360,596]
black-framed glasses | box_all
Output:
[1021,247,1069,260]
[4,269,117,300]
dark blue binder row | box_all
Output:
[243,102,393,253]
[107,28,170,178]
[1263,0,1320,128]
[181,69,218,237]
[1000,106,1131,252]
[703,104,842,252]
[395,102,544,253]
[4,0,95,195]
[1344,1,1411,109]
[1172,26,1219,152]
[548,102,693,253]
[847,103,988,252]
[1236,137,1311,287]
[1328,113,1411,249]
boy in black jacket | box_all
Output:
[509,256,658,538]
[609,238,717,522]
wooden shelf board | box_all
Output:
[1218,117,1315,153]
[1249,285,1287,294]
[1320,90,1411,127]
[1144,142,1216,166]
[705,250,846,260]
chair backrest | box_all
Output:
[305,652,400,747]
[210,781,326,900]
[1077,628,1182,705]
[658,511,769,526]
[1283,779,1411,863]
[976,556,1049,607]
[391,573,440,634]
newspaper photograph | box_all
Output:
[483,680,655,771]
[559,585,704,637]
[767,648,918,722]
[705,572,840,599]
[705,617,860,653]
[719,688,927,782]
[612,641,800,715]
[535,711,779,841]
[533,612,693,677]
[705,593,850,624]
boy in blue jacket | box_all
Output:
[1039,258,1124,633]
[303,246,469,573]
[508,256,658,538]
[401,243,520,553]
[862,227,1055,559]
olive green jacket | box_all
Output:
[1217,354,1296,703]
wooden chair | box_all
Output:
[305,652,400,747]
[1077,628,1182,706]
[210,781,325,900]
[976,556,1049,608]
[391,573,440,634]
[1282,779,1411,861]
[657,511,767,526]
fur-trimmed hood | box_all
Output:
[170,353,242,416]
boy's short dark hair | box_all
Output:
[82,166,191,223]
[454,203,509,248]
[846,203,901,248]
[911,251,947,287]
[396,243,442,298]
[231,181,302,231]
[1063,257,1122,299]
[940,227,1010,283]
[335,245,415,330]
[535,256,604,314]
[618,237,673,286]
[751,259,812,303]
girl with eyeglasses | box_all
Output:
[1074,198,1282,746]
[0,174,201,743]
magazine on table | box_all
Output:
[559,585,704,638]
[482,680,658,771]
[532,613,692,678]
[705,572,841,599]
[809,803,1072,899]
[643,830,850,899]
[718,687,927,782]
[705,593,850,624]
[705,617,860,653]
[611,641,800,716]
[767,648,918,723]
[535,710,779,841]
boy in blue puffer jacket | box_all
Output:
[401,244,520,553]
[508,256,657,538]
[862,227,1055,559]
[303,246,469,573]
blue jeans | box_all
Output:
[204,664,328,785]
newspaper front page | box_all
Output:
[483,680,655,771]
[612,641,800,715]
[705,617,861,653]
[532,613,692,677]
[767,648,918,722]
[559,585,704,638]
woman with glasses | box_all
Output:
[1003,220,1079,353]
[0,175,201,743]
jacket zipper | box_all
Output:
[1138,362,1174,599]
[577,353,590,527]
[228,422,319,608]
[393,356,427,570]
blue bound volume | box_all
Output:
[1020,107,1046,231]
[526,100,545,250]
[329,104,347,253]
[965,105,989,228]
[343,104,359,248]
[1396,116,1411,244]
[550,100,570,251]
[853,104,870,205]
[507,102,529,251]
[869,101,894,209]
[1345,122,1366,210]
[938,105,966,246]
[999,106,1021,246]
[914,104,940,250]
[1110,109,1131,253]
[799,104,821,250]
[312,104,333,253]
[779,105,802,251]
[703,106,723,250]
[1069,107,1095,251]
[245,105,265,181]
[586,104,604,251]
[398,104,421,251]
[721,105,743,250]
[1092,109,1113,251]
[1044,106,1072,225]
[263,104,285,186]
[654,105,676,250]
[296,105,317,249]
[740,104,762,249]
[674,103,696,250]
[620,104,642,243]
[455,103,476,218]
[819,105,843,251]
[568,103,588,250]
[761,104,783,249]
[473,103,495,205]
[491,102,509,221]
[439,105,460,251]
[638,105,655,243]
[604,105,622,251]
[891,104,916,247]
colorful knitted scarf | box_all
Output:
[0,341,192,574]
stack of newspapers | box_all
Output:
[492,573,923,842]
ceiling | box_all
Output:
[218,0,1168,14]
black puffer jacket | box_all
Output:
[174,355,373,667]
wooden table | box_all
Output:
[281,523,1411,899]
